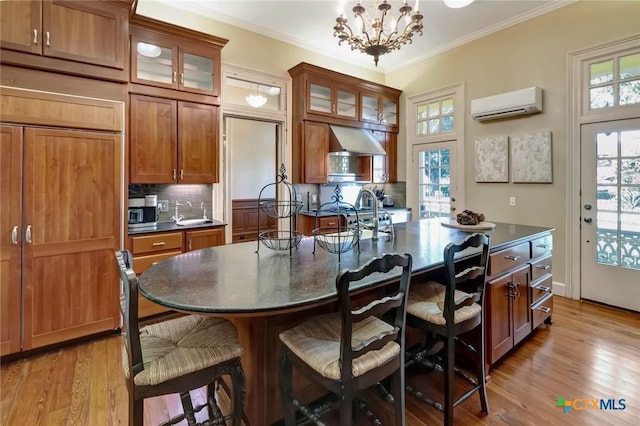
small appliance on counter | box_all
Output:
[128,197,159,230]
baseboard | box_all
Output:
[552,280,568,298]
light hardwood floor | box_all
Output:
[1,296,638,425]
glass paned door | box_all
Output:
[581,118,640,311]
[415,142,456,219]
[135,41,174,85]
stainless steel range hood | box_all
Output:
[328,125,386,155]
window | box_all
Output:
[416,97,454,136]
[589,51,640,109]
[417,149,451,219]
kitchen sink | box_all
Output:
[176,219,213,226]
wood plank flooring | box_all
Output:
[1,296,638,425]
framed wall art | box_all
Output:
[475,135,509,182]
[510,131,552,183]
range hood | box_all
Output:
[328,125,386,155]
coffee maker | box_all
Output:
[128,197,159,229]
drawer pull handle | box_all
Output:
[152,262,159,266]
[152,241,166,246]
[536,244,549,249]
[536,285,551,292]
[535,265,551,270]
[535,306,551,314]
[504,255,520,261]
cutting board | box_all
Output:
[440,218,496,230]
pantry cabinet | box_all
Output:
[0,123,122,354]
[129,94,219,184]
[0,0,129,81]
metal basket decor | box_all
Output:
[259,199,303,218]
[256,164,301,257]
[259,230,303,251]
[312,227,360,255]
[312,185,360,262]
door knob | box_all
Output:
[584,204,592,210]
[584,217,592,223]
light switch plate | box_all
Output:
[158,200,169,212]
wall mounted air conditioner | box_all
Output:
[471,87,542,121]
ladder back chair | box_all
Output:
[406,233,491,426]
[115,250,247,426]
[278,252,413,425]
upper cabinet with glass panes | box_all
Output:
[360,90,400,131]
[289,62,401,132]
[130,18,228,100]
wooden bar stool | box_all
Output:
[405,233,490,426]
[115,250,247,426]
[278,253,413,425]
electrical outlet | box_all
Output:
[158,199,169,212]
[509,196,516,207]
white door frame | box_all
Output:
[566,34,640,299]
[405,83,466,217]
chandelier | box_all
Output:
[245,84,267,108]
[333,0,424,66]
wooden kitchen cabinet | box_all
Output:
[305,76,358,120]
[0,124,122,354]
[360,90,399,131]
[129,227,226,318]
[529,235,554,328]
[371,131,397,183]
[0,126,23,356]
[297,215,346,236]
[231,199,277,243]
[185,228,225,251]
[300,121,330,184]
[130,16,227,99]
[0,0,129,81]
[130,94,219,184]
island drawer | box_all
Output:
[132,232,183,255]
[132,251,182,275]
[531,275,553,306]
[530,255,552,282]
[532,293,553,329]
[531,234,553,258]
[488,242,530,277]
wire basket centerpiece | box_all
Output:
[256,164,303,257]
[312,185,360,262]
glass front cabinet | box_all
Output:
[307,77,358,120]
[360,90,399,131]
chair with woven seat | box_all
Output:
[115,250,246,426]
[278,252,413,425]
[405,233,490,426]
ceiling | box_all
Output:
[137,0,574,72]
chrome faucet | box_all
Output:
[355,188,379,241]
[171,201,191,223]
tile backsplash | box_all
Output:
[129,184,213,222]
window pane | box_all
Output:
[621,160,640,184]
[416,121,427,135]
[442,115,454,132]
[619,81,640,105]
[441,98,454,114]
[597,159,617,184]
[417,104,428,119]
[590,60,613,84]
[590,85,614,109]
[428,102,440,117]
[619,53,640,79]
[621,187,640,212]
[429,119,440,134]
[621,130,640,156]
[596,132,617,158]
[597,185,617,210]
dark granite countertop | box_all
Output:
[128,219,227,235]
[138,218,553,316]
[298,207,411,217]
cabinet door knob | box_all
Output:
[173,71,177,83]
[45,31,50,47]
[33,29,38,45]
[25,225,32,244]
[11,226,19,245]
[180,73,184,84]
[180,169,184,180]
[188,240,192,250]
[173,169,177,180]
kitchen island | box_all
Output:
[138,218,553,425]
